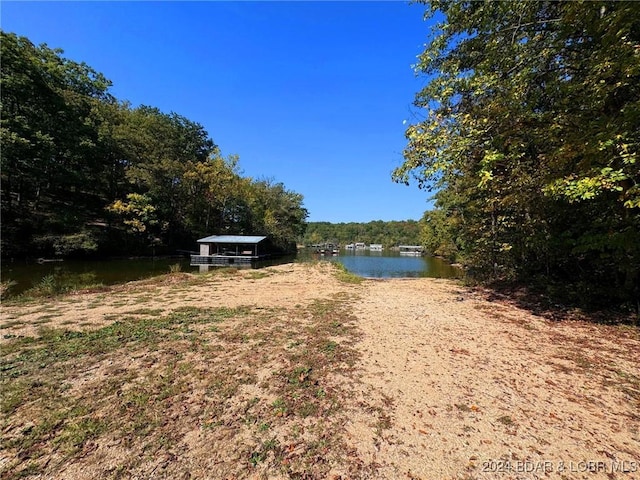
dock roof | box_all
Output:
[197,235,267,244]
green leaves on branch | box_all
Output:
[107,193,159,235]
[545,168,628,203]
[399,1,640,309]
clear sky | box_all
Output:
[2,1,435,223]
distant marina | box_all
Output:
[311,242,424,256]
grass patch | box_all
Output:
[34,315,58,324]
[125,308,164,316]
[15,274,107,301]
[323,340,339,355]
[496,415,515,426]
[332,262,363,284]
[245,270,272,280]
[1,306,242,478]
[1,320,25,329]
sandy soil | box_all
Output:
[1,262,639,479]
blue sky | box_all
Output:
[2,1,435,223]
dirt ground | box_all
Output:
[1,262,639,479]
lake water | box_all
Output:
[1,250,461,297]
[309,250,462,279]
[1,257,197,297]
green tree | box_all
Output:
[394,1,640,309]
[117,106,217,246]
[246,179,308,252]
[420,209,458,261]
[1,31,114,256]
[107,193,159,235]
[182,154,249,237]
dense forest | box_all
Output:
[0,32,308,259]
[300,220,422,248]
[394,1,640,311]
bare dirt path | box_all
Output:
[1,262,638,479]
[344,277,639,479]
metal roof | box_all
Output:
[197,235,267,244]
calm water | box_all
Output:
[1,250,461,297]
[1,257,196,296]
[315,250,462,279]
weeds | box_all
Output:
[496,415,515,426]
[249,437,280,466]
[0,305,248,478]
[16,274,107,300]
[34,274,60,296]
[332,262,363,284]
[246,271,271,280]
[0,280,17,299]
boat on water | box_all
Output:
[313,243,339,255]
[398,245,424,256]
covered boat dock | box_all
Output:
[398,245,424,256]
[191,235,269,267]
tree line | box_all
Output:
[1,32,308,259]
[395,1,639,311]
[301,220,422,248]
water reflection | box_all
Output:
[319,250,461,279]
[1,250,461,298]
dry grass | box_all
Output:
[1,270,367,479]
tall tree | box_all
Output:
[1,32,114,256]
[117,106,217,243]
[181,154,248,237]
[246,179,308,252]
[394,1,640,308]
